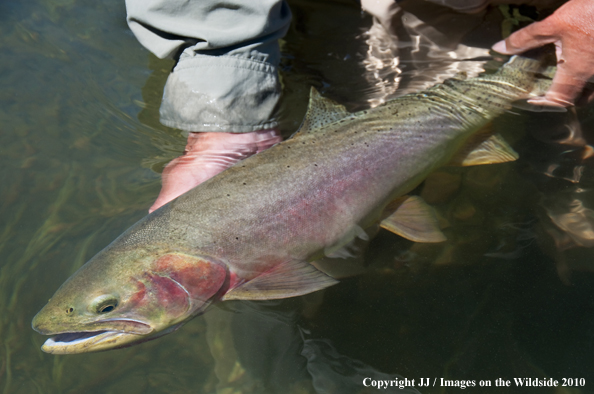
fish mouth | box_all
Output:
[39,319,154,354]
[53,331,110,342]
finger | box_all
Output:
[544,63,589,106]
[492,21,557,55]
[255,129,282,153]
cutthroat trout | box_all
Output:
[32,56,551,353]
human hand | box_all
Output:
[150,130,282,213]
[492,0,594,106]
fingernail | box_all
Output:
[526,97,568,112]
[530,94,573,107]
[492,40,507,54]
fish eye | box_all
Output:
[98,304,116,313]
[89,294,119,314]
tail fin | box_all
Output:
[498,55,553,97]
[502,56,543,73]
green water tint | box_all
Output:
[2,0,594,392]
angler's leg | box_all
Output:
[125,0,291,211]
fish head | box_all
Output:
[32,248,227,354]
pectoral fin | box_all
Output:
[381,196,446,243]
[222,260,338,301]
[449,130,518,166]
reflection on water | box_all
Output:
[361,0,491,107]
[2,0,594,393]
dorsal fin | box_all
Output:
[294,87,350,136]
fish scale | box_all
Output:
[32,56,552,353]
[122,58,545,286]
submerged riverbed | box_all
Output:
[1,0,594,393]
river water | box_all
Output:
[1,0,593,393]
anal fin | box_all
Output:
[380,195,446,243]
[449,124,518,166]
[222,260,338,301]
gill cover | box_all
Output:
[32,252,227,353]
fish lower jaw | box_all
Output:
[41,331,142,354]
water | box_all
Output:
[2,0,594,393]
